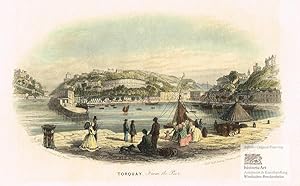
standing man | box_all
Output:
[92,116,98,141]
[123,119,129,142]
[129,120,137,143]
[150,117,160,150]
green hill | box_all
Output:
[238,65,280,91]
[13,69,45,97]
[51,70,199,98]
[211,71,248,93]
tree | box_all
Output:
[228,71,238,82]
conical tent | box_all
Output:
[220,102,253,122]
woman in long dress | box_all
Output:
[177,122,191,147]
[190,123,202,142]
[80,122,99,152]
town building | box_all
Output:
[54,87,75,105]
[107,68,115,72]
[235,89,281,103]
[92,69,104,73]
[80,73,88,78]
[14,69,28,78]
[250,89,281,103]
[87,80,102,87]
[73,74,80,79]
[190,90,204,101]
[206,90,232,102]
[160,91,190,102]
[264,55,276,68]
[253,63,262,73]
[102,78,146,90]
[238,73,248,84]
[64,72,72,82]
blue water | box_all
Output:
[13,98,280,136]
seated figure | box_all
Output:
[137,129,153,154]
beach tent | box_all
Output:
[220,102,253,122]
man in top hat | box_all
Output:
[150,117,160,150]
[123,119,129,142]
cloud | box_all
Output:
[19,15,276,91]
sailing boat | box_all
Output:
[163,95,192,128]
[144,96,159,105]
[122,105,130,114]
[162,74,193,128]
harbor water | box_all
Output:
[13,98,281,136]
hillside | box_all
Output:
[238,65,280,91]
[51,69,200,98]
[211,71,248,93]
[13,69,45,97]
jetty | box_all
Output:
[48,87,89,121]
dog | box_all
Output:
[119,144,137,154]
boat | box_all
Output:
[151,106,155,109]
[76,103,89,110]
[122,105,130,114]
[145,102,159,105]
[136,108,142,111]
[110,104,115,107]
[113,106,117,109]
[99,107,105,110]
[161,74,193,129]
[163,94,192,129]
[87,104,96,108]
[145,96,159,105]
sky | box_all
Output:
[15,0,280,91]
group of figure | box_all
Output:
[171,119,207,147]
[122,119,137,143]
[79,116,99,152]
[123,117,161,153]
[79,115,207,153]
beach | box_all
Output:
[32,116,283,163]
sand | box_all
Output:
[31,116,283,163]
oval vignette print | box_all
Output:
[13,14,282,163]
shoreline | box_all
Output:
[32,116,283,163]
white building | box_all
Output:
[264,55,276,67]
[73,74,80,79]
[102,79,146,90]
[64,72,72,82]
[253,63,262,73]
[160,91,190,102]
[55,88,75,105]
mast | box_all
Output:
[172,73,190,125]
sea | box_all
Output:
[13,98,281,136]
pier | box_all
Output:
[48,97,89,121]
